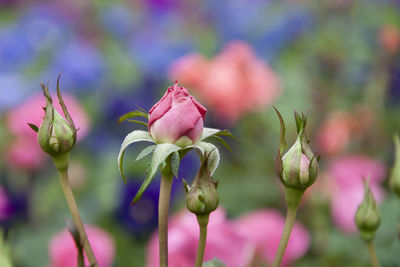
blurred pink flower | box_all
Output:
[146,208,251,267]
[49,225,115,267]
[146,208,310,267]
[5,93,90,170]
[234,210,310,267]
[328,155,386,233]
[170,41,281,122]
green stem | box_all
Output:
[58,169,98,267]
[367,243,380,267]
[272,206,298,267]
[159,174,173,267]
[195,214,209,267]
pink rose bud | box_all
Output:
[148,82,206,147]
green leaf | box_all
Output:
[27,123,39,133]
[126,119,148,127]
[203,258,226,267]
[131,143,181,204]
[214,129,234,139]
[171,151,180,177]
[118,110,148,123]
[118,130,154,183]
[136,145,157,161]
[195,142,220,175]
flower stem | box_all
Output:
[58,169,98,267]
[195,214,209,267]
[159,173,173,267]
[367,243,380,267]
[272,206,298,267]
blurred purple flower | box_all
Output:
[0,26,36,71]
[129,19,193,77]
[256,8,313,60]
[116,180,159,235]
[0,73,31,111]
[142,0,181,10]
[46,40,106,92]
[388,63,400,104]
[18,5,71,53]
[100,5,135,39]
[0,185,28,228]
[116,153,197,235]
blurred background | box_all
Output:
[1,0,400,266]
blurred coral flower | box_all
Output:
[379,24,400,54]
[316,107,373,156]
[49,225,115,267]
[170,41,281,122]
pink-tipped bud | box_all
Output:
[148,82,206,147]
[276,110,319,191]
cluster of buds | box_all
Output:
[29,75,77,171]
[355,179,381,243]
[275,108,319,207]
[184,154,219,217]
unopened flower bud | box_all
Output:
[148,82,206,147]
[36,78,77,157]
[184,155,219,215]
[276,110,319,191]
[390,134,400,198]
[355,179,381,243]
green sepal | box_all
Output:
[182,178,190,194]
[294,111,307,135]
[202,258,226,267]
[118,109,148,123]
[130,143,181,205]
[135,145,156,161]
[118,130,155,183]
[273,106,287,156]
[191,142,220,175]
[206,135,232,152]
[56,74,77,136]
[125,119,148,127]
[275,151,284,184]
[27,123,39,132]
[171,151,180,177]
[201,128,234,141]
